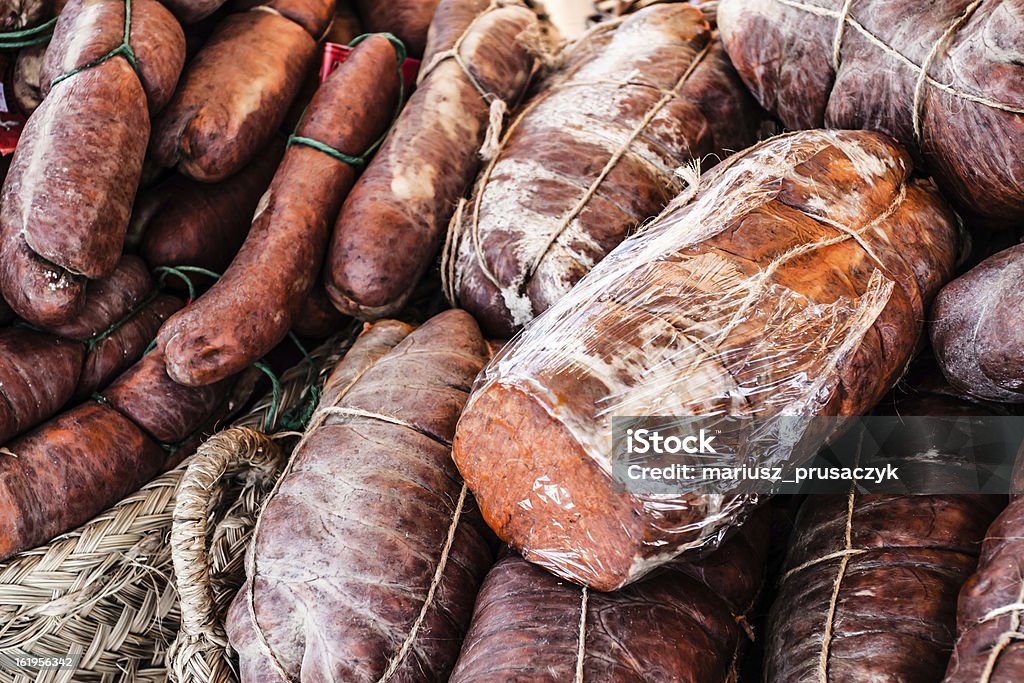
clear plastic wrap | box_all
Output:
[452,129,962,590]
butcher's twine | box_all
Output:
[0,16,56,49]
[418,0,549,162]
[441,20,712,310]
[977,579,1024,681]
[50,0,138,87]
[574,587,590,683]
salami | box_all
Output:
[717,0,1024,225]
[227,310,494,682]
[447,4,763,336]
[325,0,547,319]
[451,512,769,682]
[453,130,961,590]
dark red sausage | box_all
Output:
[354,0,439,57]
[0,0,185,325]
[43,255,153,341]
[0,328,85,444]
[150,6,324,182]
[102,348,233,444]
[157,34,402,385]
[0,401,165,560]
[75,293,183,399]
[137,144,282,287]
[325,0,543,319]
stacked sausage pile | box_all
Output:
[0,0,1021,680]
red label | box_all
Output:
[0,57,24,155]
[320,43,421,95]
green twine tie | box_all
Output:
[287,32,408,167]
[50,0,138,88]
[0,16,57,49]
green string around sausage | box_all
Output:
[287,32,408,167]
[0,16,57,49]
[49,0,138,88]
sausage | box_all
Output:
[160,0,228,24]
[931,243,1024,403]
[449,6,764,337]
[717,0,1024,225]
[354,0,439,57]
[281,1,363,133]
[75,293,183,399]
[157,34,403,386]
[0,401,165,560]
[451,512,769,682]
[226,310,494,682]
[42,255,153,341]
[946,493,1024,680]
[0,328,85,444]
[101,348,233,444]
[136,143,283,288]
[325,0,546,319]
[452,130,962,590]
[0,0,185,324]
[0,257,185,441]
[292,280,348,339]
[150,0,332,182]
[23,0,184,276]
[323,0,360,43]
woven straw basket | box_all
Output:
[0,331,356,683]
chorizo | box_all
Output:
[150,0,333,182]
[157,34,403,386]
[325,0,546,319]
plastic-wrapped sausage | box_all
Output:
[157,34,403,386]
[451,511,769,682]
[325,0,548,319]
[227,310,495,682]
[453,130,962,591]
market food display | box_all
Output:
[0,0,1020,680]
